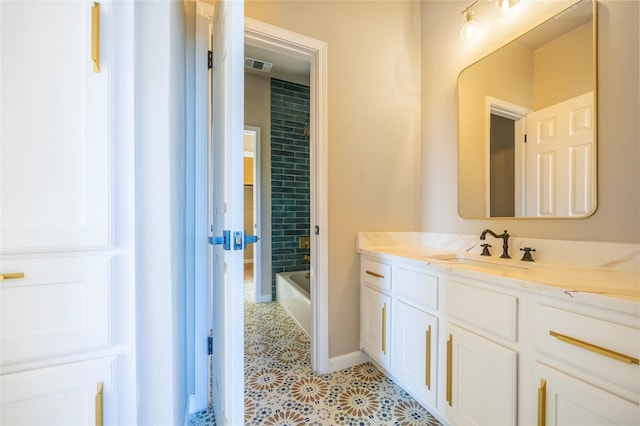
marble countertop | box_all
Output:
[359,244,640,313]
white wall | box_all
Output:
[134,0,189,423]
[421,0,639,243]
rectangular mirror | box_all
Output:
[458,0,597,218]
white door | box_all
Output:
[209,1,245,424]
[525,92,595,216]
[1,1,133,424]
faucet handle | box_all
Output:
[520,247,535,262]
[480,243,492,256]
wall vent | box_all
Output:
[245,57,273,73]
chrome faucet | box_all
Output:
[480,229,510,259]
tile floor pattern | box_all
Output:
[189,281,442,426]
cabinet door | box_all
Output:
[1,357,115,425]
[534,362,639,426]
[1,0,112,252]
[392,301,438,408]
[446,324,517,426]
[361,286,391,367]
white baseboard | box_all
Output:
[327,350,370,373]
[257,292,273,303]
[183,394,196,426]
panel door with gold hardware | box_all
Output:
[1,0,131,424]
[445,324,517,426]
[361,286,391,368]
[533,362,639,426]
[392,300,438,408]
[1,0,113,252]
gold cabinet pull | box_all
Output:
[381,303,387,355]
[549,331,640,365]
[366,270,384,279]
[425,325,432,389]
[95,381,104,426]
[91,2,100,72]
[446,334,452,406]
[537,378,546,426]
[0,272,24,280]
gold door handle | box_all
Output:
[381,303,387,355]
[95,381,104,426]
[0,272,24,281]
[446,334,452,406]
[549,331,640,365]
[366,270,384,279]
[92,2,100,73]
[537,378,546,426]
[425,325,432,389]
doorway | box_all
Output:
[243,126,261,300]
[244,19,330,374]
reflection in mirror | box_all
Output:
[458,0,596,218]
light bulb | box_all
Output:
[495,0,520,15]
[460,10,479,41]
[496,0,511,14]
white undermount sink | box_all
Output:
[426,254,529,271]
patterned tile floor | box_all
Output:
[189,280,442,425]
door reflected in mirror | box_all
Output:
[458,0,596,219]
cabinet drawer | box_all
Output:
[1,256,112,365]
[534,304,639,394]
[448,280,517,342]
[394,266,438,311]
[362,258,391,293]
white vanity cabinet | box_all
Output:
[445,280,518,426]
[531,303,640,425]
[359,251,640,426]
[360,257,441,407]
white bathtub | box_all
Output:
[276,271,311,337]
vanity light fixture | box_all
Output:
[460,0,522,41]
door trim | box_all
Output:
[244,18,330,374]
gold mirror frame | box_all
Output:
[457,0,597,219]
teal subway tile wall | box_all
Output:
[270,78,310,297]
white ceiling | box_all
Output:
[244,44,310,85]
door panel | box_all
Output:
[525,92,594,217]
[0,0,112,252]
[210,1,244,424]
